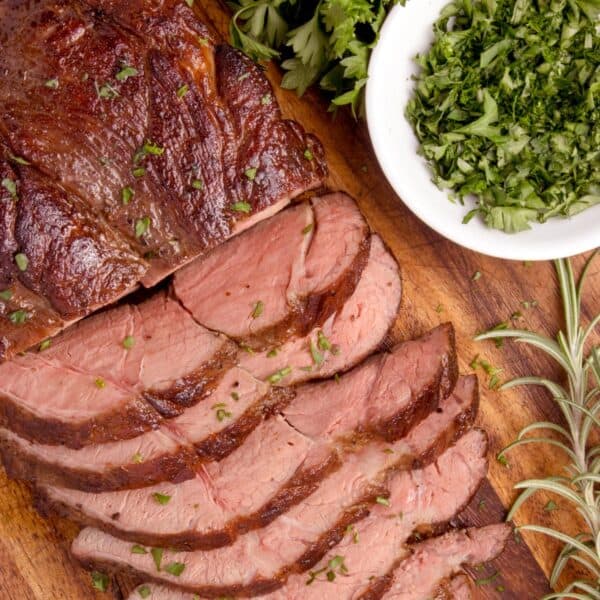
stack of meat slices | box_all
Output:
[0,192,510,598]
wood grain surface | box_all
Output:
[0,1,598,598]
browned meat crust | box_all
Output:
[0,0,326,361]
[372,323,457,442]
[0,393,160,452]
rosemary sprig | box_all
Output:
[475,253,600,599]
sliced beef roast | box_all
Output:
[38,352,464,551]
[0,367,287,491]
[0,0,326,361]
[72,425,487,596]
[173,193,369,349]
[238,234,401,385]
[0,292,233,447]
[368,524,512,599]
[0,236,403,488]
[265,427,488,600]
[0,194,382,448]
[0,323,452,493]
[127,568,479,600]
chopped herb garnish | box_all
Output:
[95,377,106,389]
[151,547,164,570]
[497,453,509,467]
[267,366,292,384]
[164,562,186,576]
[132,452,144,464]
[96,81,119,99]
[122,186,134,205]
[184,0,194,6]
[496,585,506,593]
[44,78,59,89]
[0,289,13,301]
[310,340,324,366]
[304,148,314,161]
[521,299,539,309]
[15,253,28,271]
[39,339,51,352]
[2,178,17,199]
[435,303,444,313]
[91,571,109,592]
[317,331,332,351]
[489,373,501,389]
[240,344,254,354]
[131,544,148,554]
[334,373,340,384]
[266,348,278,358]
[375,496,390,507]
[143,141,165,156]
[383,448,394,455]
[302,223,314,235]
[345,524,359,544]
[8,153,30,166]
[306,555,348,585]
[177,84,190,98]
[238,72,251,82]
[244,167,258,181]
[544,500,558,512]
[478,499,486,511]
[122,335,135,349]
[138,585,151,598]
[472,271,482,281]
[488,322,509,347]
[135,216,151,238]
[197,37,209,46]
[231,391,240,401]
[212,403,233,421]
[471,355,503,388]
[251,300,264,319]
[475,571,499,587]
[9,310,28,325]
[261,94,272,105]
[406,0,600,232]
[152,492,172,505]
[230,201,252,213]
[191,179,203,190]
[116,66,138,81]
[133,167,146,178]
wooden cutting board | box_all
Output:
[1,2,598,598]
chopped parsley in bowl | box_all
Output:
[405,0,600,233]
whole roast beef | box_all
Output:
[0,0,326,361]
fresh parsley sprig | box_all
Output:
[476,253,600,598]
[229,0,403,114]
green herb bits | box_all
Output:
[406,0,600,232]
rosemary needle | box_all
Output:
[475,253,600,598]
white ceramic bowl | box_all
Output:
[365,0,600,261]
